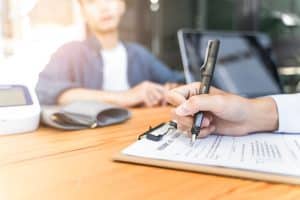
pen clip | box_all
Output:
[138,121,177,141]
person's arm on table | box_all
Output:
[36,44,169,107]
[167,82,280,137]
[58,81,168,107]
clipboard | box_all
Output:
[113,122,300,185]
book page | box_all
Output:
[122,129,300,176]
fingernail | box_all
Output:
[175,102,189,116]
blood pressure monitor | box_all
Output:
[0,85,40,135]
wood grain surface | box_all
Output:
[0,107,300,200]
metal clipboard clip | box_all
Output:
[138,121,177,141]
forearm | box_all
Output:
[57,88,128,106]
[247,97,279,133]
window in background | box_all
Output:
[0,0,85,86]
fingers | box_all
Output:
[166,83,199,107]
[171,82,202,98]
[144,83,165,107]
[166,82,226,107]
[172,112,193,133]
[172,109,213,135]
[197,125,216,138]
[146,90,160,106]
[175,94,225,116]
[180,123,215,138]
[164,82,180,90]
[166,90,186,106]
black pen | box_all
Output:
[191,40,220,146]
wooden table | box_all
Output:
[0,107,300,200]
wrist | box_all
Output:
[95,91,119,105]
[115,90,140,107]
[247,97,279,133]
[109,91,131,107]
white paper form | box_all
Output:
[122,130,300,177]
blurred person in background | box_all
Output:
[36,0,183,107]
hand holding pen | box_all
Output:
[166,40,220,145]
[190,40,220,145]
[166,37,278,143]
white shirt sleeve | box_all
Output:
[271,94,300,133]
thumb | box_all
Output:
[175,95,222,116]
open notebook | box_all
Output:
[114,122,300,185]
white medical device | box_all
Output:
[0,85,40,135]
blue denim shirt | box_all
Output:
[36,36,184,105]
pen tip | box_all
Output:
[190,134,196,146]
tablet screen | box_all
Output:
[178,31,282,97]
